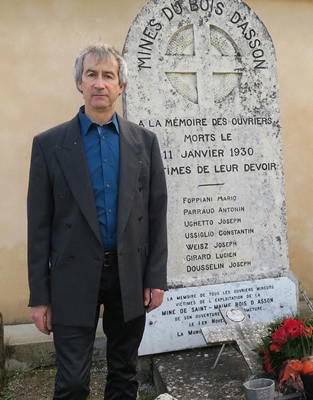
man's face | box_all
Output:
[78,53,125,119]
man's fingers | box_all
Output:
[144,288,164,313]
[30,305,51,335]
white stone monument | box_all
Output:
[123,0,298,355]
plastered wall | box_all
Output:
[0,0,312,325]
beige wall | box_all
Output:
[0,0,312,325]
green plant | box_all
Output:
[253,315,313,379]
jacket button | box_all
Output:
[138,246,142,252]
[139,186,143,192]
[60,192,66,199]
[65,223,72,230]
[68,255,75,261]
[139,216,143,222]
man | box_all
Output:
[27,44,168,400]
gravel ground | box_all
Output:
[0,359,157,400]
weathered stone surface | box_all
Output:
[139,277,297,355]
[201,307,267,374]
[123,0,298,355]
[156,394,177,400]
[153,347,251,400]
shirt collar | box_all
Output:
[78,106,120,136]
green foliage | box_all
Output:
[253,315,313,378]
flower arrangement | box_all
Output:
[253,316,313,390]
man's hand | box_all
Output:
[144,288,164,313]
[30,304,52,335]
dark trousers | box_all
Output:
[53,266,146,400]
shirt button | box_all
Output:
[104,159,108,163]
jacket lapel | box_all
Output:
[55,117,102,245]
[117,116,143,241]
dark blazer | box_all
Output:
[27,113,168,326]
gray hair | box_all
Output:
[73,43,128,91]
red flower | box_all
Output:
[272,327,288,345]
[263,350,276,375]
[254,316,313,380]
[270,343,280,353]
[283,318,307,339]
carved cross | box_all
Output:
[162,23,244,105]
[201,307,267,374]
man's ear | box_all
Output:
[76,81,83,93]
[119,84,126,96]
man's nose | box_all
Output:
[95,76,105,88]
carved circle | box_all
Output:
[165,24,242,104]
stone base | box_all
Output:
[152,346,250,399]
[4,319,106,371]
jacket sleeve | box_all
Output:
[143,134,168,290]
[27,136,53,306]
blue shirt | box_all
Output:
[78,107,120,251]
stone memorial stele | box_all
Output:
[123,0,298,355]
